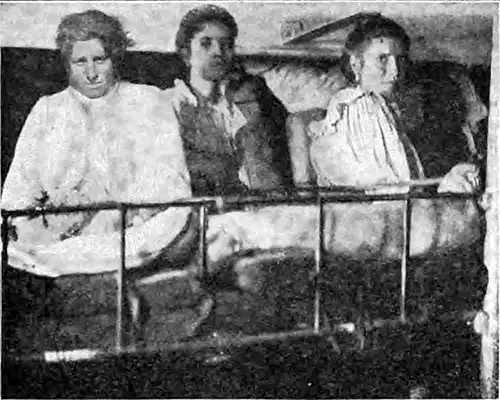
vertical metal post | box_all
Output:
[2,212,10,270]
[400,196,412,324]
[481,6,499,398]
[198,203,216,331]
[199,204,208,277]
[314,194,324,333]
[116,206,127,352]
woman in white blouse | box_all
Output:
[2,10,193,278]
[303,16,480,192]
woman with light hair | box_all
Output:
[2,9,194,344]
[55,9,132,87]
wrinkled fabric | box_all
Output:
[206,198,481,263]
[2,82,192,277]
[308,86,425,188]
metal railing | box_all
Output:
[1,186,478,362]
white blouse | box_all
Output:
[308,86,424,187]
[2,82,193,277]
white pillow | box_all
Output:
[245,60,347,112]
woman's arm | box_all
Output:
[286,108,326,186]
[2,98,47,210]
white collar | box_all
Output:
[68,82,120,107]
[173,79,230,107]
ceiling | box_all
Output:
[0,2,495,66]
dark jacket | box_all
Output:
[172,72,291,196]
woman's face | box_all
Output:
[68,38,115,99]
[351,36,408,96]
[186,22,235,82]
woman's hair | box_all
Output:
[56,9,133,71]
[341,15,411,83]
[175,4,238,58]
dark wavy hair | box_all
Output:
[56,9,133,73]
[175,4,238,62]
[341,15,411,83]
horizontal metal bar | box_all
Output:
[221,191,475,207]
[5,309,479,365]
[1,190,476,219]
[6,328,328,364]
[1,199,211,218]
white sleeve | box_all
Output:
[307,95,343,140]
[132,92,193,204]
[29,95,196,275]
[2,97,47,210]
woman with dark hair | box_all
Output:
[174,4,238,58]
[170,14,484,339]
[306,16,421,188]
[164,4,292,196]
[276,16,479,195]
[300,15,481,192]
[340,16,411,85]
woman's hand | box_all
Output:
[438,163,480,193]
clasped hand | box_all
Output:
[438,163,481,194]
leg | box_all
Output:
[2,266,59,353]
[125,282,150,349]
[189,294,216,338]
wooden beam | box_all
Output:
[282,12,381,46]
[239,46,343,60]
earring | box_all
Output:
[350,58,360,83]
